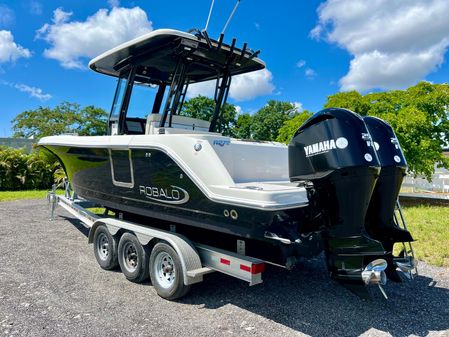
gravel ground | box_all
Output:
[0,199,448,337]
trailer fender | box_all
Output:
[88,218,203,285]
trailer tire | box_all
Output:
[118,232,150,283]
[93,225,118,270]
[149,242,191,300]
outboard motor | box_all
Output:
[289,108,387,287]
[364,116,416,281]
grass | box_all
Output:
[0,189,62,202]
[1,190,447,267]
[0,190,113,217]
[401,204,449,267]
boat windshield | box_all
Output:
[127,82,161,119]
[109,60,228,136]
[110,77,126,121]
[108,74,168,135]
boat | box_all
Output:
[39,28,417,296]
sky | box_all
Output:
[1,0,449,137]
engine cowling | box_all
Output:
[288,108,385,284]
[363,116,414,274]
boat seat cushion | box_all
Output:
[146,114,210,134]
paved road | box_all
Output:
[1,199,448,337]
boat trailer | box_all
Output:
[48,181,266,300]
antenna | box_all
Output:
[221,0,241,35]
[204,0,215,31]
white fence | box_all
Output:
[403,166,449,193]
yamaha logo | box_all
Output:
[304,137,348,157]
[139,185,190,205]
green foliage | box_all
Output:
[180,98,307,142]
[233,113,253,139]
[0,190,56,202]
[323,91,370,116]
[77,105,109,136]
[12,102,108,140]
[0,189,64,202]
[402,204,449,267]
[250,100,299,141]
[0,146,61,191]
[325,82,449,179]
[276,111,313,143]
[180,96,237,136]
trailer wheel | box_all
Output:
[149,242,191,300]
[93,225,118,270]
[118,233,150,283]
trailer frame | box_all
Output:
[48,182,265,299]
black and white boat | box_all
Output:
[39,28,417,295]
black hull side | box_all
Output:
[43,144,320,266]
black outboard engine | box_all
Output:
[364,117,416,281]
[289,108,386,286]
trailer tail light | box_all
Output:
[240,263,265,274]
[251,263,265,274]
[196,243,264,286]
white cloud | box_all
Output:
[108,0,120,8]
[292,101,303,112]
[0,5,15,26]
[51,7,72,24]
[0,80,51,101]
[312,0,449,91]
[340,47,447,92]
[187,69,275,102]
[230,69,275,101]
[186,80,216,98]
[36,6,153,69]
[14,83,52,101]
[235,105,242,115]
[254,22,260,30]
[295,60,317,79]
[29,1,43,15]
[0,30,32,63]
[305,68,317,79]
[296,59,306,68]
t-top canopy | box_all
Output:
[88,29,265,84]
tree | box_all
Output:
[180,95,237,136]
[233,113,253,139]
[75,105,109,136]
[276,111,313,143]
[325,82,449,179]
[322,91,370,116]
[250,100,299,141]
[12,102,108,139]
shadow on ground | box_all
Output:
[64,215,449,337]
[186,262,449,337]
